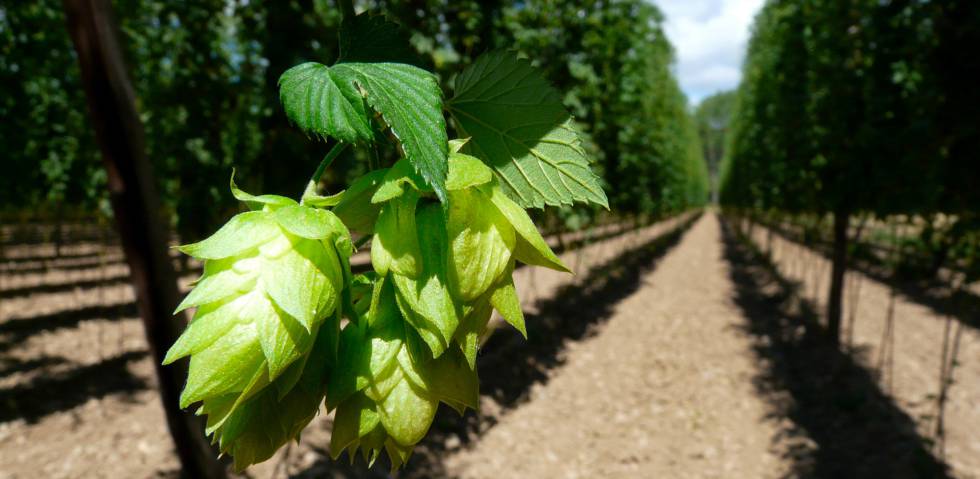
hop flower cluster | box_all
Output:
[168,142,568,471]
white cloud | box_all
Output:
[655,0,765,105]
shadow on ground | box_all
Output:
[0,254,127,275]
[0,301,137,354]
[0,350,149,424]
[719,218,949,479]
[761,221,979,333]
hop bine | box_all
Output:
[167,144,572,471]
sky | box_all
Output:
[656,0,766,106]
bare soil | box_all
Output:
[435,213,789,479]
[1,212,976,479]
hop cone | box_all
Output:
[327,277,477,469]
[165,182,352,468]
[442,148,570,365]
[368,142,569,364]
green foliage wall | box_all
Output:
[2,0,708,233]
[720,0,979,218]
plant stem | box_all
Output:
[310,142,349,187]
[353,234,371,250]
[338,0,355,20]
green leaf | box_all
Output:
[338,13,422,66]
[454,298,493,370]
[330,392,381,459]
[278,62,374,144]
[447,188,515,301]
[377,379,437,447]
[326,320,367,410]
[448,51,607,208]
[256,305,317,380]
[364,281,407,391]
[424,347,479,414]
[301,181,345,207]
[164,300,240,364]
[371,191,422,278]
[179,317,264,408]
[173,265,253,314]
[385,440,414,470]
[333,62,448,202]
[273,204,350,242]
[392,276,452,358]
[486,185,570,272]
[273,347,309,400]
[371,159,430,203]
[231,173,296,211]
[262,236,341,331]
[449,138,469,153]
[280,61,449,201]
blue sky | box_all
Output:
[656,0,765,105]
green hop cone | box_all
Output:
[365,142,570,363]
[327,277,477,469]
[443,143,571,366]
[164,180,352,467]
[370,175,460,358]
[198,325,334,470]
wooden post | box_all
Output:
[61,1,226,477]
[826,208,850,346]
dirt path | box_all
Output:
[442,213,790,479]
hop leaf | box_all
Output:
[279,61,449,201]
[448,51,608,208]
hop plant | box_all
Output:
[164,181,351,467]
[166,7,606,472]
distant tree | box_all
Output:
[694,90,736,200]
